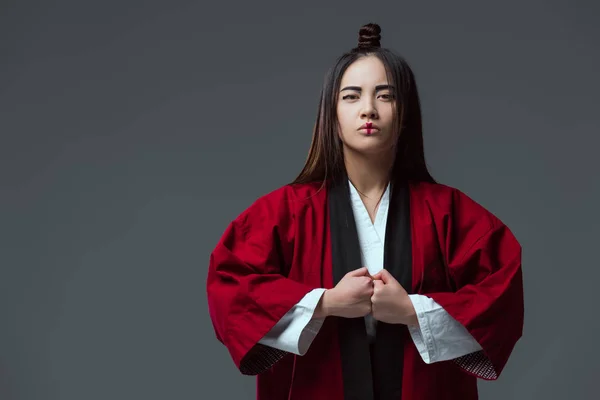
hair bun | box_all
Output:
[357,23,381,48]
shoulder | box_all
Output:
[249,181,324,209]
[410,181,503,230]
[233,181,325,226]
[411,181,521,254]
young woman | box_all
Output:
[206,23,524,400]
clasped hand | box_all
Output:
[317,267,418,326]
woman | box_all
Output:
[206,23,524,400]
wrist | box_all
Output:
[403,297,419,326]
[314,289,336,318]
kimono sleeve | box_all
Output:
[426,189,524,381]
[206,189,314,375]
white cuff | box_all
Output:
[258,288,326,355]
[407,294,483,364]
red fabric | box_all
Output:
[206,181,524,399]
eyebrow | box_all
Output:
[340,84,394,92]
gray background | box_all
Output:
[1,0,598,399]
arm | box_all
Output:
[426,189,524,380]
[406,294,483,364]
[257,267,374,355]
[206,192,315,375]
[258,288,326,356]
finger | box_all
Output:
[379,269,397,284]
[372,281,383,298]
[362,276,373,286]
[347,267,369,277]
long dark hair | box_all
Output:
[292,23,435,186]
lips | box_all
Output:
[359,122,380,130]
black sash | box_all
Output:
[328,177,413,400]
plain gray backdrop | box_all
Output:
[1,0,599,399]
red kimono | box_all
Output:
[206,179,524,400]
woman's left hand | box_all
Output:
[370,269,418,326]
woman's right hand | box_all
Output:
[315,267,374,318]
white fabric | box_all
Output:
[257,288,326,356]
[407,294,483,363]
[258,181,482,363]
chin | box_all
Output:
[344,140,394,157]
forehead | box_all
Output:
[340,56,389,86]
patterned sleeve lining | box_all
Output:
[454,350,498,380]
[239,344,289,375]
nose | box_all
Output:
[360,102,378,119]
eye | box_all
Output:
[342,94,359,100]
[379,94,395,100]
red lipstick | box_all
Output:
[359,122,379,135]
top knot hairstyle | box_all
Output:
[356,23,382,49]
[292,23,435,186]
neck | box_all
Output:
[343,147,394,196]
